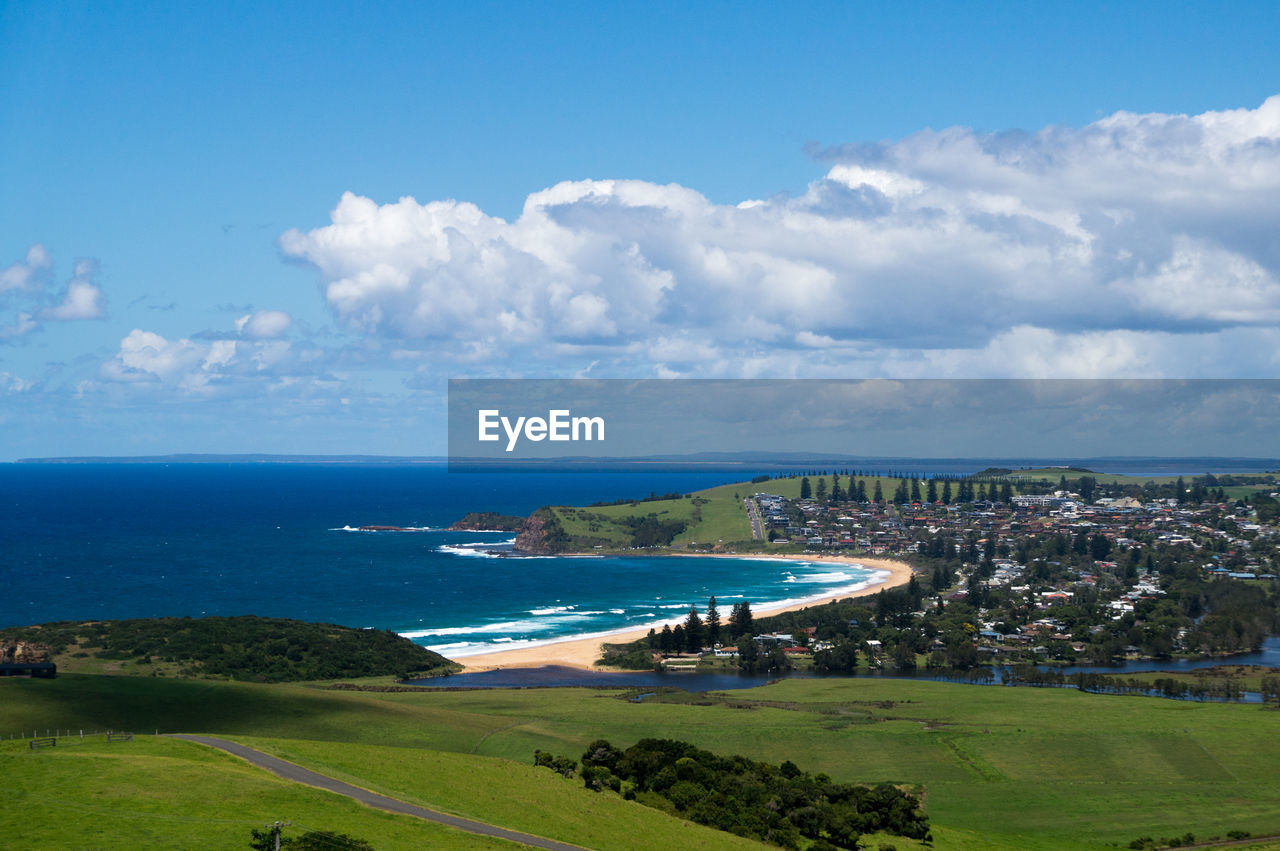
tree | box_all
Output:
[800,476,812,500]
[658,624,675,653]
[729,600,753,638]
[926,478,938,503]
[873,480,884,504]
[737,636,759,672]
[1079,476,1096,503]
[941,479,952,505]
[830,473,843,502]
[706,597,721,647]
[816,477,828,502]
[1073,530,1089,555]
[910,478,921,503]
[684,607,704,653]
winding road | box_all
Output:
[168,734,587,850]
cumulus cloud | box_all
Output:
[278,97,1280,378]
[0,312,37,341]
[235,309,293,339]
[0,244,52,295]
[40,279,107,322]
[2,247,106,341]
[101,322,304,395]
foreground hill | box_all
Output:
[0,616,457,682]
[4,672,1280,848]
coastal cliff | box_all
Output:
[513,508,571,554]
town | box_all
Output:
[623,468,1280,677]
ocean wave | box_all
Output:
[436,544,501,558]
[401,618,560,638]
[403,609,614,640]
[785,570,859,584]
[530,605,573,616]
[657,603,692,610]
[428,637,547,656]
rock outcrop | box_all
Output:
[1,641,51,664]
[513,508,571,554]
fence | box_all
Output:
[6,729,144,748]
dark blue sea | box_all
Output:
[0,463,887,657]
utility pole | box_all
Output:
[266,820,291,851]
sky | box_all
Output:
[3,1,1280,459]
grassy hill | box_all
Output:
[0,735,518,850]
[0,616,458,682]
[4,672,1280,849]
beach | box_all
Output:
[458,554,915,672]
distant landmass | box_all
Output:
[14,453,449,464]
[18,452,1278,476]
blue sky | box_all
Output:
[3,1,1280,459]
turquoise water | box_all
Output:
[0,464,880,656]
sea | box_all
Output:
[3,459,1275,660]
[0,463,884,657]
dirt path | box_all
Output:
[168,734,587,850]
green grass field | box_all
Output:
[5,673,1280,849]
[0,734,518,850]
[235,737,769,850]
[552,486,756,548]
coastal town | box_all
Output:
[624,469,1280,675]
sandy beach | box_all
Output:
[457,554,915,672]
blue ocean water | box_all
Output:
[0,464,884,657]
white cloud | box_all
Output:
[0,371,34,393]
[3,247,106,340]
[39,278,107,321]
[0,312,37,341]
[0,244,52,294]
[100,325,306,395]
[235,309,293,339]
[275,96,1279,378]
[104,329,209,385]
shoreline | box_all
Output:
[455,553,914,673]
